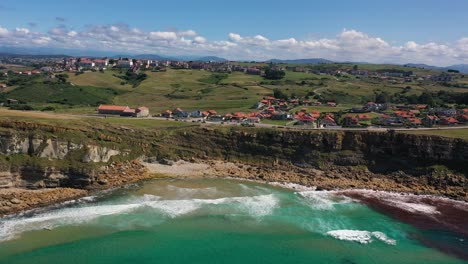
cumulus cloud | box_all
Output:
[0,24,466,66]
[0,26,8,36]
[15,28,29,34]
[148,31,178,41]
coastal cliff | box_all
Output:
[0,121,466,216]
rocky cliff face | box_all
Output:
[0,132,123,190]
[0,134,120,162]
[165,128,468,173]
[0,122,466,201]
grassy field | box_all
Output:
[68,70,134,91]
[399,128,468,140]
[290,104,353,113]
[2,63,467,115]
[0,108,196,130]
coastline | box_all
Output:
[1,159,466,218]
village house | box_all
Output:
[342,115,359,127]
[117,59,133,68]
[246,67,261,75]
[135,106,150,117]
[357,114,371,121]
[190,110,203,118]
[439,117,458,126]
[97,105,149,117]
[172,108,189,118]
[6,98,18,105]
[97,105,130,115]
[457,114,468,123]
[431,74,452,82]
[161,110,172,118]
[94,59,109,69]
[435,108,457,117]
[321,114,337,127]
[78,58,95,69]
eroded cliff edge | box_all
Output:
[0,120,466,216]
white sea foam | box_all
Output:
[327,230,396,245]
[298,191,355,210]
[394,202,439,214]
[269,182,316,191]
[0,194,278,241]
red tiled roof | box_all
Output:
[123,108,136,113]
[442,117,458,123]
[98,105,129,111]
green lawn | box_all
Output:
[290,104,353,113]
[260,119,293,126]
[3,63,466,116]
[68,70,133,91]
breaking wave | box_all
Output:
[0,194,278,241]
[327,230,396,245]
[297,191,355,210]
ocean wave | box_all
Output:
[327,230,396,245]
[297,191,355,210]
[0,194,278,241]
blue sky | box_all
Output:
[0,0,467,65]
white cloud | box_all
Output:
[193,36,206,43]
[67,31,77,37]
[228,33,242,42]
[0,26,8,36]
[148,31,177,41]
[32,36,51,45]
[0,24,466,66]
[177,30,197,37]
[15,27,29,34]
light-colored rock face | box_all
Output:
[0,134,119,163]
[82,146,120,163]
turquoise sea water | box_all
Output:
[0,179,466,264]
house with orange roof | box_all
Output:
[321,115,337,127]
[97,105,130,115]
[162,110,172,118]
[342,115,359,127]
[357,114,371,121]
[439,117,458,126]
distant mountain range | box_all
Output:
[0,46,228,62]
[404,63,468,74]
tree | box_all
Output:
[264,67,285,80]
[375,92,390,103]
[353,65,358,71]
[109,59,115,64]
[273,88,288,100]
[418,92,436,106]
